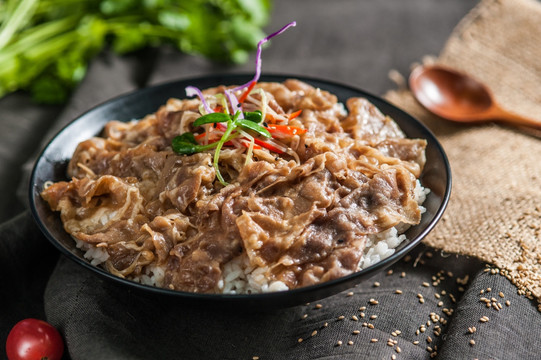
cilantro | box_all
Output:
[0,0,272,104]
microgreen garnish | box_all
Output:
[171,22,300,186]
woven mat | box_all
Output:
[385,0,541,303]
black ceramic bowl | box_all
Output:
[29,74,451,307]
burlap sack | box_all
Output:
[385,0,541,303]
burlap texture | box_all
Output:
[385,0,541,302]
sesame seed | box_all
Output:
[480,316,490,323]
[468,327,476,334]
[311,330,317,337]
[367,323,375,329]
[470,339,475,346]
[395,289,403,294]
[400,272,406,278]
[391,331,397,337]
[347,291,354,297]
[360,312,365,318]
[348,341,354,346]
[413,340,419,345]
[505,300,511,306]
[420,327,426,333]
[315,304,322,309]
[427,336,433,343]
[352,315,359,321]
[302,314,308,319]
[370,338,378,343]
[437,301,443,307]
[362,322,368,327]
[417,293,424,298]
[387,269,394,275]
[359,306,367,311]
[392,355,397,360]
[395,330,401,335]
[486,288,492,292]
[499,292,505,298]
[338,315,345,320]
[370,315,377,320]
[419,298,425,304]
[323,322,328,328]
[253,357,259,360]
[336,340,343,346]
[415,330,420,335]
[369,299,379,305]
[298,338,303,343]
[396,346,402,353]
[353,330,360,335]
[422,282,430,287]
[373,281,380,287]
[427,346,433,352]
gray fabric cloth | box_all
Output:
[1,1,540,359]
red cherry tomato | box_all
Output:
[6,319,64,360]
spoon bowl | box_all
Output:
[409,65,541,128]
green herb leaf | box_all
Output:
[171,133,199,154]
[243,110,262,123]
[193,112,231,127]
[237,119,271,138]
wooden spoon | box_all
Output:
[409,65,541,129]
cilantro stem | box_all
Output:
[213,112,240,186]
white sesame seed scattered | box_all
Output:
[486,288,492,292]
[302,314,308,319]
[253,356,260,360]
[395,289,403,294]
[413,340,419,345]
[427,336,433,343]
[396,346,402,353]
[370,315,377,320]
[422,282,430,287]
[360,312,365,318]
[353,330,360,335]
[370,338,378,343]
[505,300,510,306]
[392,355,397,360]
[373,282,380,287]
[369,299,379,305]
[400,272,406,278]
[387,269,394,275]
[347,292,354,297]
[315,304,322,309]
[336,340,343,346]
[391,331,397,337]
[367,323,375,329]
[419,298,425,304]
[395,330,401,335]
[437,301,443,307]
[470,339,475,346]
[427,346,433,352]
[499,292,505,298]
[480,316,490,323]
[323,322,328,327]
[311,330,317,337]
[359,306,367,311]
[352,315,359,321]
[338,315,345,320]
[298,338,303,343]
[348,341,354,346]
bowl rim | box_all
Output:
[29,73,451,305]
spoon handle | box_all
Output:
[489,106,541,129]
